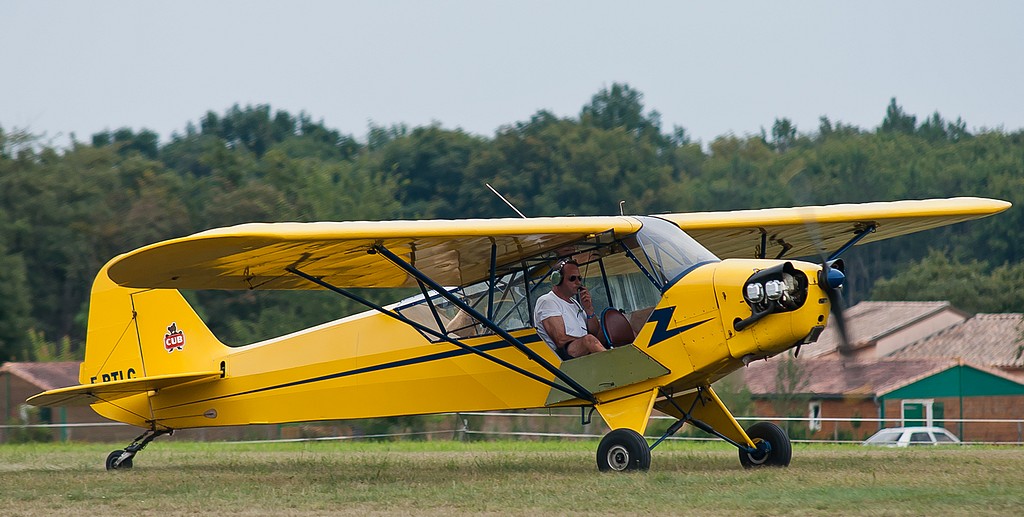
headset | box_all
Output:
[550,259,578,286]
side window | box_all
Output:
[395,272,533,341]
[583,252,661,329]
[866,430,902,444]
[908,432,932,445]
[393,234,671,342]
[808,401,822,432]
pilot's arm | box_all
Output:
[540,315,577,351]
[540,313,605,357]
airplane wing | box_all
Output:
[659,197,1011,260]
[107,217,642,290]
[106,197,1008,290]
[27,371,222,407]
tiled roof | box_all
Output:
[890,313,1024,367]
[803,301,966,357]
[742,356,958,398]
[0,362,80,390]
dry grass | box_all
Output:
[2,440,1022,516]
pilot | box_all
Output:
[534,260,606,360]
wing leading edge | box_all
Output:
[107,216,642,290]
[660,197,1011,259]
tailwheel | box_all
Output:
[106,449,134,470]
[739,422,791,469]
[105,427,172,471]
[597,428,651,472]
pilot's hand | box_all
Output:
[578,286,594,314]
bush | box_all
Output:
[5,418,53,444]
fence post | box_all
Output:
[454,413,467,441]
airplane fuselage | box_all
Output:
[87,257,830,433]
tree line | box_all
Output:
[1,84,1021,361]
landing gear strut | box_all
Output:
[651,388,793,470]
[106,428,172,470]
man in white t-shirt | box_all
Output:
[534,260,606,360]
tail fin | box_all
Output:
[80,263,229,386]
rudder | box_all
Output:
[81,263,229,386]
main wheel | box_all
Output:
[739,422,791,469]
[597,429,651,472]
[106,450,133,470]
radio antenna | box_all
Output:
[486,183,528,219]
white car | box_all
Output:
[862,426,961,447]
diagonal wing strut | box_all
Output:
[285,260,597,404]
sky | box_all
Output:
[3,1,1023,147]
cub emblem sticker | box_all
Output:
[164,323,185,353]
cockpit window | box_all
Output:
[393,218,719,342]
[626,216,719,289]
[394,270,532,342]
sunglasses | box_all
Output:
[566,275,583,282]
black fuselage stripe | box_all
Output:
[155,335,540,410]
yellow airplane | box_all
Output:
[28,197,1009,472]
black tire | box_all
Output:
[106,450,133,470]
[597,429,651,472]
[739,422,791,469]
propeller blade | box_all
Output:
[782,178,856,358]
[819,261,853,355]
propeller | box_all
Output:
[783,168,858,358]
[818,258,853,355]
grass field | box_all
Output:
[2,439,1022,516]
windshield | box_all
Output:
[626,216,719,289]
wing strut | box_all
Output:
[371,244,599,404]
[828,223,877,261]
[284,266,597,404]
[486,242,497,320]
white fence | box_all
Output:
[451,411,1024,445]
[4,411,1024,445]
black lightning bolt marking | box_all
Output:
[645,307,712,348]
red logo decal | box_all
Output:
[164,323,185,353]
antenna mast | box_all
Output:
[486,183,528,219]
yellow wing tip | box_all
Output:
[942,196,1011,212]
[664,197,1011,228]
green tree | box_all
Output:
[203,104,293,157]
[580,82,666,146]
[880,97,916,134]
[770,118,798,152]
[91,127,160,158]
[371,125,486,218]
[473,111,691,217]
[0,238,31,360]
[870,250,1024,313]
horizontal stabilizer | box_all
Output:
[27,371,221,407]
